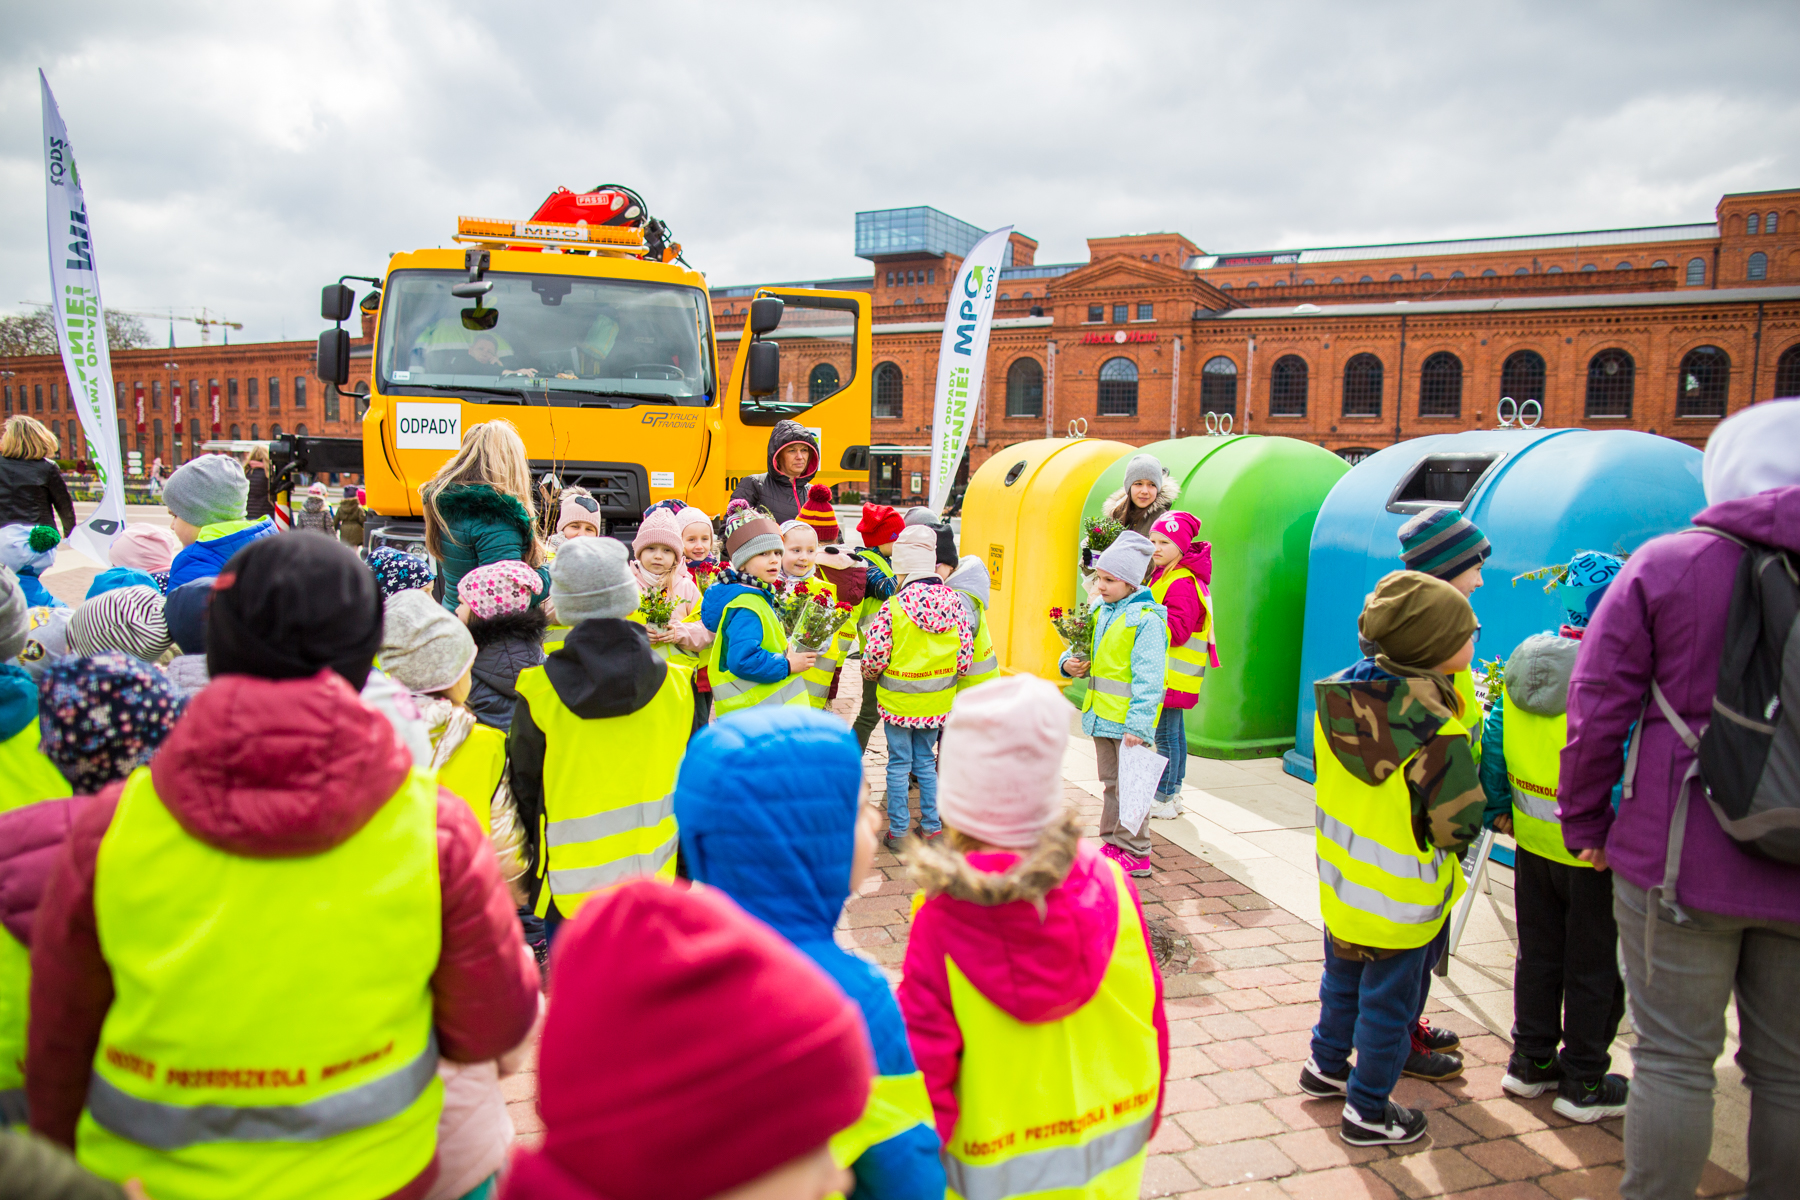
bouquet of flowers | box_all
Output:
[770,578,815,636]
[794,593,854,654]
[688,557,722,594]
[1476,655,1505,713]
[1079,516,1126,571]
[1049,600,1095,661]
[637,588,677,632]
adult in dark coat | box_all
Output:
[0,417,77,535]
[729,419,819,524]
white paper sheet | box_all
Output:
[1118,743,1169,836]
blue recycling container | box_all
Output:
[1283,427,1705,782]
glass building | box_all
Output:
[855,207,1014,266]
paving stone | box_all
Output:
[499,1071,537,1102]
[1208,1038,1276,1071]
[1454,1035,1512,1067]
[1443,1099,1552,1140]
[1169,994,1233,1018]
[1218,987,1279,1012]
[1177,1180,1291,1200]
[1202,1011,1269,1040]
[1281,940,1329,962]
[1183,1137,1300,1187]
[1435,1184,1555,1200]
[1254,1030,1318,1063]
[1276,1165,1401,1199]
[1209,1067,1282,1105]
[1270,1127,1390,1171]
[1265,981,1325,1005]
[1443,1065,1510,1103]
[1171,1019,1217,1047]
[1152,1118,1201,1154]
[1251,1004,1322,1035]
[1171,1045,1224,1077]
[1388,1078,1455,1112]
[1215,927,1286,949]
[1143,1151,1204,1196]
[1177,1101,1290,1146]
[1463,1138,1558,1183]
[507,1098,543,1136]
[1216,966,1306,990]
[1165,1077,1225,1113]
[1512,1127,1623,1171]
[1199,880,1256,897]
[1214,946,1296,970]
[1372,1147,1497,1198]
[1418,1109,1482,1148]
[1262,1093,1345,1133]
[1535,1165,1623,1200]
[1228,907,1301,928]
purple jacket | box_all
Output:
[0,798,78,947]
[1560,485,1800,923]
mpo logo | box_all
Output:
[641,411,699,429]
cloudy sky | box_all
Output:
[4,0,1797,347]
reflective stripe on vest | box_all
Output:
[1149,568,1210,698]
[1311,714,1466,949]
[516,661,691,917]
[712,593,809,716]
[958,599,1000,693]
[854,549,898,642]
[0,718,73,814]
[80,767,442,1198]
[942,857,1160,1200]
[828,1070,935,1172]
[1500,690,1585,868]
[1081,608,1148,726]
[876,596,961,720]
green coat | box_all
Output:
[428,483,551,611]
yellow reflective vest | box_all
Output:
[1454,667,1482,766]
[1148,568,1210,700]
[828,1069,936,1181]
[0,718,73,814]
[1081,607,1161,729]
[436,721,507,836]
[711,592,808,715]
[942,858,1161,1200]
[1312,714,1468,950]
[853,548,898,646]
[875,595,961,721]
[0,717,70,1108]
[78,767,443,1199]
[782,574,852,710]
[957,596,999,693]
[516,661,691,917]
[1500,691,1585,868]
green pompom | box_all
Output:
[27,526,59,553]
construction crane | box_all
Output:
[19,302,245,346]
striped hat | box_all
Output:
[723,506,782,570]
[69,585,173,664]
[1398,507,1491,582]
[798,485,840,539]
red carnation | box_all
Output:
[1049,606,1064,618]
[813,592,829,606]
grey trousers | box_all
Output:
[1095,737,1152,857]
[1614,876,1800,1200]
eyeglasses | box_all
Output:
[1472,622,1482,644]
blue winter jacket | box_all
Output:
[699,580,790,685]
[1059,586,1168,743]
[676,708,944,1200]
[165,518,276,590]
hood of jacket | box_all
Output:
[764,419,820,485]
[467,610,547,717]
[1314,666,1461,787]
[0,795,76,946]
[148,668,413,858]
[1179,542,1213,588]
[896,577,964,633]
[163,653,211,698]
[1504,633,1579,717]
[1103,477,1181,531]
[0,661,37,742]
[916,839,1121,1023]
[167,518,276,589]
[945,558,990,613]
[431,482,536,542]
[544,618,667,719]
[1696,484,1800,554]
[698,578,767,633]
[303,495,325,513]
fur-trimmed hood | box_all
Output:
[1103,476,1182,536]
[429,482,535,540]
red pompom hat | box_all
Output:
[799,485,841,540]
[856,503,904,550]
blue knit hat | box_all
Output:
[1556,551,1624,628]
[1398,507,1491,582]
[367,546,435,597]
[86,566,160,600]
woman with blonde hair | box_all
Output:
[423,419,550,611]
[0,414,77,535]
[242,442,274,522]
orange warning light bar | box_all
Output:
[454,215,648,251]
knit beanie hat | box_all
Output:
[903,506,939,527]
[208,535,384,690]
[778,519,811,543]
[506,879,872,1200]
[935,524,959,570]
[1359,570,1478,712]
[69,586,172,664]
[1398,507,1491,582]
[632,508,684,559]
[381,589,478,695]
[557,492,603,536]
[1123,453,1166,490]
[0,525,58,575]
[366,546,435,597]
[890,525,938,582]
[108,524,182,572]
[1555,550,1625,629]
[551,536,640,623]
[723,507,783,570]
[676,506,713,537]
[163,579,212,655]
[17,606,71,677]
[86,567,159,600]
[1094,529,1155,587]
[1702,396,1800,504]
[1151,511,1202,553]
[939,675,1073,848]
[306,482,327,499]
[798,485,839,539]
[162,454,250,528]
[0,568,27,663]
[856,504,903,549]
[37,651,186,794]
[457,559,544,621]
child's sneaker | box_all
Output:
[1298,1056,1349,1098]
[1099,843,1152,878]
[1340,1099,1429,1146]
[1401,1047,1464,1082]
[1149,797,1182,820]
[1413,1018,1461,1054]
[883,832,909,855]
[1501,1051,1563,1099]
[1552,1073,1629,1123]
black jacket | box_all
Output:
[0,456,76,535]
[466,609,547,731]
[244,465,273,521]
[728,419,820,523]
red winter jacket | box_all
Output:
[1149,543,1217,710]
[27,669,540,1200]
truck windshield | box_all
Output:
[378,269,713,405]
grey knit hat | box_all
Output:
[903,506,939,527]
[551,536,641,624]
[1123,453,1166,490]
[380,589,477,695]
[0,567,28,662]
[1094,530,1155,587]
[69,585,173,663]
[163,454,251,528]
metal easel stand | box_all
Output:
[1435,827,1497,977]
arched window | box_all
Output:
[872,362,903,419]
[1515,267,1530,276]
[1686,258,1706,286]
[1419,352,1463,417]
[229,424,241,440]
[1499,350,1546,406]
[1419,272,1434,280]
[1677,346,1730,417]
[1245,282,1259,289]
[295,423,309,438]
[1359,275,1373,283]
[250,424,259,440]
[1341,353,1383,417]
[50,420,62,457]
[1097,358,1138,417]
[1331,277,1344,284]
[1270,356,1308,417]
[1747,213,1760,236]
[1547,266,1564,274]
[1653,259,1669,268]
[1451,270,1466,278]
[1005,357,1043,418]
[1585,350,1635,419]
[1302,277,1315,285]
[1200,356,1237,416]
[1152,254,1161,262]
[1580,264,1597,272]
[270,423,283,439]
[1481,269,1498,277]
[998,293,1010,302]
[1776,343,1800,398]
[1748,252,1768,282]
[1388,273,1404,282]
[1616,261,1632,270]
[808,362,841,402]
[1767,211,1779,234]
[1023,291,1033,300]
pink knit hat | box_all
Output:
[1151,510,1202,552]
[557,493,602,536]
[108,524,183,572]
[632,508,684,558]
[676,506,712,534]
[890,525,938,582]
[937,675,1073,848]
[457,559,544,620]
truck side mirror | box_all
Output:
[749,297,785,336]
[839,445,871,471]
[321,284,355,323]
[746,341,781,397]
[316,328,350,385]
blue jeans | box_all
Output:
[1154,705,1187,799]
[884,722,940,837]
[1310,922,1449,1120]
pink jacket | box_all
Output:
[1149,544,1217,710]
[632,561,713,655]
[897,841,1169,1145]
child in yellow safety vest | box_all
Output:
[698,504,816,718]
[1477,551,1630,1123]
[861,526,974,852]
[1059,530,1168,879]
[1144,512,1217,821]
[899,675,1169,1200]
[779,519,853,710]
[629,508,713,674]
[851,504,904,750]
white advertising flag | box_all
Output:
[41,70,127,564]
[927,225,1012,513]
